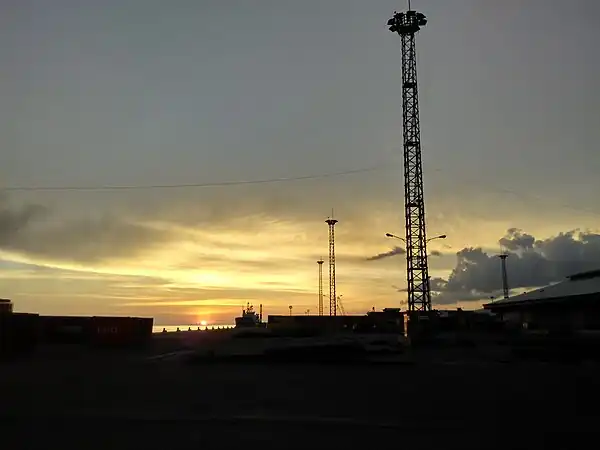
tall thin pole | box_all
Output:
[317,259,324,316]
[498,254,510,300]
[388,8,430,312]
[326,216,339,316]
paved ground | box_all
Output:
[1,345,598,449]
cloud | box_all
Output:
[12,184,598,319]
[366,246,445,262]
[0,163,402,269]
[431,228,600,305]
[0,200,47,243]
[0,196,175,264]
[366,246,405,261]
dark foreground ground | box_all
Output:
[1,342,599,449]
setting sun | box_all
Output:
[200,320,208,326]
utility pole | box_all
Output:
[387,6,431,312]
[498,254,510,300]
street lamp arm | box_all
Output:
[386,233,446,243]
[385,233,405,242]
[427,234,447,242]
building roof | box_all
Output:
[483,269,600,309]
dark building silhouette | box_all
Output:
[484,269,600,332]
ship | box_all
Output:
[235,303,265,328]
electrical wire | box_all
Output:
[0,164,389,192]
[3,161,599,218]
[430,168,600,218]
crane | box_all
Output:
[336,295,346,316]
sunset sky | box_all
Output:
[2,0,599,325]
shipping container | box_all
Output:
[39,315,153,348]
[89,316,153,348]
[0,312,40,360]
[40,315,93,344]
[0,299,13,314]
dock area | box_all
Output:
[1,337,597,449]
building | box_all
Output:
[267,315,351,336]
[0,298,13,314]
[434,308,502,332]
[267,309,405,336]
[483,269,600,332]
[365,308,405,333]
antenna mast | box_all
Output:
[325,215,339,316]
[387,6,431,312]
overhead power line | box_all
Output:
[3,161,599,218]
[0,164,389,192]
[429,167,600,219]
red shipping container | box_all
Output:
[90,316,153,347]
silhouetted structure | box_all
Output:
[2,311,153,359]
[326,216,339,316]
[336,295,346,316]
[317,259,325,316]
[0,312,39,360]
[235,303,265,328]
[483,270,600,332]
[267,308,405,336]
[0,298,13,314]
[497,253,510,300]
[40,315,153,347]
[387,8,431,312]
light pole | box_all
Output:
[385,233,447,243]
[385,233,447,310]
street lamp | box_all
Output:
[385,232,403,241]
[385,233,447,311]
[385,233,447,243]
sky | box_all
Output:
[2,0,600,325]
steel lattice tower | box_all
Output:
[388,7,431,312]
[325,218,338,316]
[317,259,325,316]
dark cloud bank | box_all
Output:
[366,246,406,261]
[431,228,600,304]
[366,248,442,261]
[366,227,600,305]
[0,197,171,263]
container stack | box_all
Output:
[40,315,154,348]
[0,298,13,314]
[0,309,41,360]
